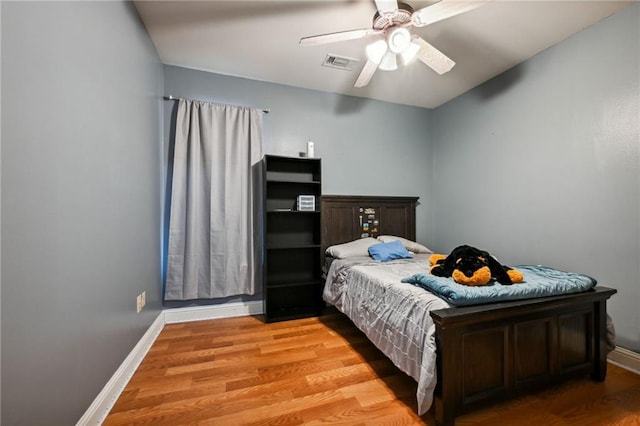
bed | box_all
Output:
[321,195,617,426]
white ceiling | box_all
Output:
[134,0,631,109]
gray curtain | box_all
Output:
[165,99,264,300]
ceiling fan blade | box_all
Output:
[414,37,455,74]
[354,59,379,88]
[412,0,489,27]
[300,28,381,46]
[374,0,399,15]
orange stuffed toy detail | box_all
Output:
[507,269,524,283]
[452,266,492,286]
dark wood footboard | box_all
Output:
[429,286,616,426]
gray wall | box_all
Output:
[162,65,434,306]
[431,4,640,351]
[1,2,163,424]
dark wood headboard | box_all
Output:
[321,195,418,255]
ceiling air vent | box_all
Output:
[322,54,360,71]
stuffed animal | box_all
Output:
[429,245,524,286]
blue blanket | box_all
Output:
[401,265,597,306]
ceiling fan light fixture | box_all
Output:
[387,27,411,54]
[300,0,471,88]
[379,51,398,71]
[400,39,421,64]
[366,39,388,64]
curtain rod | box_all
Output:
[163,95,269,114]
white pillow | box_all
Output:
[325,237,379,258]
[377,235,433,254]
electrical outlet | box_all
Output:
[136,293,143,313]
[140,291,146,310]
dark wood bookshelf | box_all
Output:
[263,155,322,322]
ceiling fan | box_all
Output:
[300,0,487,87]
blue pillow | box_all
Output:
[368,240,413,262]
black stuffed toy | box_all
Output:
[429,245,523,286]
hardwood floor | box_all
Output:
[104,311,640,425]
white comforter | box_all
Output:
[323,254,450,415]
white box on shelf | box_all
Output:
[297,195,315,211]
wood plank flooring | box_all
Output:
[104,310,640,425]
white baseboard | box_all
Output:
[608,346,640,375]
[164,300,263,324]
[77,312,165,425]
[77,300,263,425]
